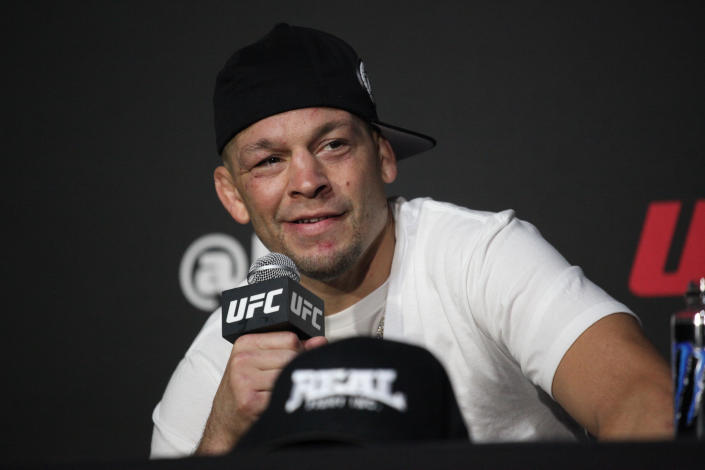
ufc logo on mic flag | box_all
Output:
[290,292,323,329]
[225,289,283,323]
[629,200,705,297]
[221,277,324,342]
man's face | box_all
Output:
[215,108,397,281]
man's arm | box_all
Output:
[552,312,673,440]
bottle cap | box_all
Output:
[684,278,705,307]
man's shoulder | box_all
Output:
[393,196,517,231]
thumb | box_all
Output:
[304,335,328,351]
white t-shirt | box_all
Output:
[325,279,388,341]
[150,197,633,458]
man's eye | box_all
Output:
[324,140,346,151]
[254,156,281,168]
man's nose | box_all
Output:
[287,151,330,199]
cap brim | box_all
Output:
[374,121,436,160]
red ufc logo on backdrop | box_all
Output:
[629,199,705,297]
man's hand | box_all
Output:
[196,332,327,455]
[552,313,673,440]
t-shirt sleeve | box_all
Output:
[150,310,230,459]
[466,210,635,397]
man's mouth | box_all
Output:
[294,215,334,224]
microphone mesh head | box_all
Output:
[248,252,300,284]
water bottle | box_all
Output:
[672,278,705,439]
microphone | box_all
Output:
[221,253,325,343]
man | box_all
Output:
[150,24,672,458]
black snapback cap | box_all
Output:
[233,337,469,453]
[214,23,436,159]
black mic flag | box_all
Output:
[221,253,325,343]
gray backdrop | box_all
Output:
[4,0,703,464]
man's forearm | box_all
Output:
[595,376,673,440]
[553,313,675,441]
[195,410,247,456]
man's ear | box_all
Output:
[214,165,251,224]
[377,135,398,184]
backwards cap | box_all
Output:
[213,23,435,158]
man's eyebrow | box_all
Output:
[240,139,276,156]
[313,119,361,140]
[238,118,363,157]
[314,119,364,139]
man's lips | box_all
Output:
[293,215,334,224]
[281,212,347,238]
[286,212,344,224]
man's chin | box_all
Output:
[288,246,362,282]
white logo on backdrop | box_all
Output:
[179,233,268,312]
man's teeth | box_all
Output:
[296,216,329,224]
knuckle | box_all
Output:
[233,334,255,352]
[236,390,261,416]
[230,351,254,368]
[279,349,297,364]
[230,369,250,386]
[280,332,301,349]
[227,372,247,393]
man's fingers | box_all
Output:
[231,367,281,393]
[251,370,281,391]
[231,348,299,373]
[223,332,327,427]
[233,331,304,354]
[304,335,328,350]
